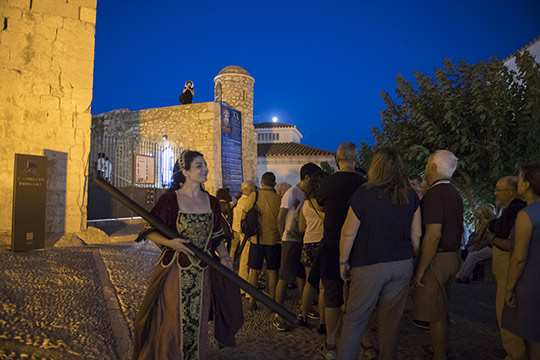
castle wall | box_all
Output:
[214,73,257,183]
[92,103,224,194]
[0,0,96,244]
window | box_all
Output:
[276,133,279,140]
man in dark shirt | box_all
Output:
[314,142,365,359]
[488,176,527,360]
[412,150,463,360]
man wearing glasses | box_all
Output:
[488,176,527,360]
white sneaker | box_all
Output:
[318,344,337,360]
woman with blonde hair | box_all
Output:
[338,147,422,360]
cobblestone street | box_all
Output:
[0,241,506,359]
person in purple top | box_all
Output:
[502,163,540,359]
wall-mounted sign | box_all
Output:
[134,154,155,184]
[221,104,243,194]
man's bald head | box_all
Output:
[497,176,518,190]
[495,176,519,208]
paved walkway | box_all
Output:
[0,242,507,359]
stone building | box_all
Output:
[0,0,97,246]
[255,122,336,186]
[91,66,257,196]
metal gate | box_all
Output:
[87,135,184,220]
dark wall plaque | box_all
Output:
[12,154,47,251]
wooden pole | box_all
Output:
[94,177,297,324]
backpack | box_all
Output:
[241,191,259,238]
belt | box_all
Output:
[436,249,458,253]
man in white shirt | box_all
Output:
[273,162,323,331]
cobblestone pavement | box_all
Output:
[0,243,507,359]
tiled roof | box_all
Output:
[254,122,295,129]
[258,142,335,157]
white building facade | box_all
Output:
[255,122,336,186]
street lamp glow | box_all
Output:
[272,116,278,122]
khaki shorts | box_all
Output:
[414,251,461,322]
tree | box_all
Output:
[361,50,540,215]
[320,161,336,175]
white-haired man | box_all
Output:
[232,180,256,294]
[412,150,464,360]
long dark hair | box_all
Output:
[305,171,327,199]
[366,147,410,204]
[521,163,540,197]
[169,150,204,191]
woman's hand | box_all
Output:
[220,255,233,271]
[340,263,351,281]
[411,270,424,288]
[169,238,194,256]
[505,289,517,308]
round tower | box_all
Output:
[214,66,257,183]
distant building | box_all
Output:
[503,36,540,71]
[255,122,336,186]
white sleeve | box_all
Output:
[280,188,293,209]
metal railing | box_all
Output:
[89,135,185,189]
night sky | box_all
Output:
[91,0,540,152]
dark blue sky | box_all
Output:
[92,0,540,152]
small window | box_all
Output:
[276,133,279,140]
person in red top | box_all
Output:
[412,150,463,360]
[134,150,242,359]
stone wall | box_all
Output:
[0,0,96,244]
[92,103,225,194]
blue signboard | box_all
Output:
[221,104,243,194]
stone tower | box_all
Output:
[214,66,257,183]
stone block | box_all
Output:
[56,28,93,51]
[40,95,60,110]
[71,87,92,101]
[7,0,31,9]
[67,0,97,8]
[75,113,91,130]
[33,83,50,95]
[79,6,95,24]
[0,45,10,64]
[76,226,109,245]
[4,6,23,19]
[69,145,83,161]
[44,14,64,28]
[32,0,79,20]
[62,17,87,33]
[56,127,75,144]
[34,23,58,40]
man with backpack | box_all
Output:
[232,180,256,295]
[242,172,282,310]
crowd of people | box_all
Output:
[133,145,540,360]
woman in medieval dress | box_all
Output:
[134,150,243,360]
